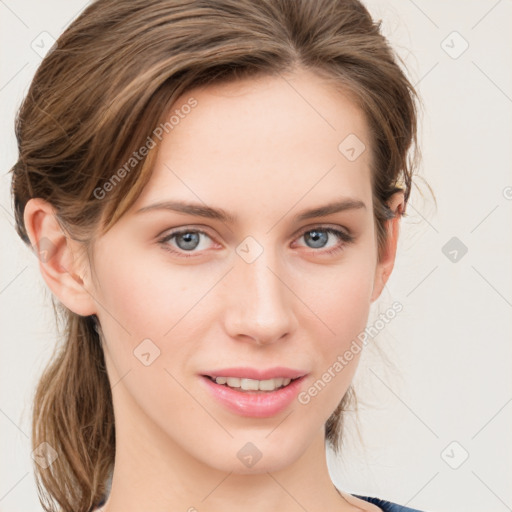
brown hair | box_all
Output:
[9,0,430,510]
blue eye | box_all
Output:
[297,227,354,255]
[158,229,213,257]
[157,226,354,258]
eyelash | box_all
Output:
[157,226,355,259]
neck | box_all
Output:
[100,416,354,512]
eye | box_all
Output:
[158,228,216,258]
[293,226,354,255]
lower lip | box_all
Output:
[200,375,307,418]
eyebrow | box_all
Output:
[135,197,366,223]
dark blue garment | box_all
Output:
[353,493,425,511]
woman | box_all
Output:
[10,0,431,511]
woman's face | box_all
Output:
[84,68,393,474]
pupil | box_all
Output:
[177,232,200,250]
[305,230,327,249]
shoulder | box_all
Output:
[349,492,427,512]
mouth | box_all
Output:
[201,374,303,393]
[199,373,308,418]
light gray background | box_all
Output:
[1,1,511,511]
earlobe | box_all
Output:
[370,191,405,303]
[23,198,97,317]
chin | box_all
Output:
[202,434,307,475]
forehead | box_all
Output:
[131,68,372,220]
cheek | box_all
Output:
[94,246,220,369]
[99,259,163,334]
[299,252,376,343]
[94,249,210,403]
[298,263,374,410]
[95,245,200,333]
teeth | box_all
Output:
[212,376,293,391]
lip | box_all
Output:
[200,374,308,418]
[200,366,308,380]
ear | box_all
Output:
[23,198,97,317]
[370,191,405,303]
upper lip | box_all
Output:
[201,366,308,380]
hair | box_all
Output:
[9,0,431,510]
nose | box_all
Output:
[223,243,297,346]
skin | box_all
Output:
[24,67,403,512]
